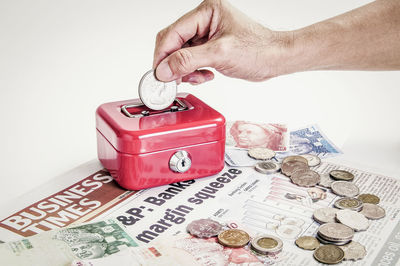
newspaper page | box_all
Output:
[0,161,399,265]
[59,160,399,266]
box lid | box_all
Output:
[96,93,225,154]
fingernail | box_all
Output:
[204,73,214,81]
[156,61,173,81]
[186,76,199,84]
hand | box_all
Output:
[153,0,289,85]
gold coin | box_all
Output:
[218,229,250,248]
[358,193,380,204]
[314,245,345,264]
[257,237,278,249]
[295,236,320,250]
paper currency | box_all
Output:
[225,124,341,167]
[72,234,263,266]
[290,124,342,158]
[0,219,137,265]
[226,121,288,151]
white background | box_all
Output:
[0,0,399,203]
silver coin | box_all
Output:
[281,161,309,177]
[138,69,177,110]
[186,219,223,238]
[300,154,321,167]
[340,241,367,261]
[334,197,363,211]
[318,173,334,188]
[250,235,283,255]
[318,222,354,242]
[248,147,276,160]
[330,170,355,181]
[331,181,360,197]
[316,234,351,246]
[336,209,370,231]
[290,169,320,187]
[255,161,280,174]
[282,155,308,165]
[313,208,338,224]
[360,203,386,220]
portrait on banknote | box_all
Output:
[226,121,288,151]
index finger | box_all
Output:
[152,4,214,69]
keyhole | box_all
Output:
[181,159,186,168]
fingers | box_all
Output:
[153,4,214,69]
[155,41,218,81]
[182,69,214,85]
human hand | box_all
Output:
[153,0,290,85]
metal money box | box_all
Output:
[96,93,225,190]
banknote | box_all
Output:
[72,234,264,266]
[226,121,288,151]
[0,219,137,265]
[290,124,342,158]
[225,124,341,166]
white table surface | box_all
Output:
[0,0,399,204]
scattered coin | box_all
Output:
[218,229,250,248]
[340,241,367,261]
[248,147,276,160]
[282,155,309,165]
[251,235,283,255]
[138,69,177,110]
[331,181,360,197]
[290,169,321,187]
[313,208,338,224]
[314,245,345,264]
[334,197,363,211]
[281,161,309,177]
[186,219,223,238]
[360,203,386,220]
[295,236,320,250]
[318,223,354,242]
[358,193,380,204]
[300,154,321,167]
[336,209,370,231]
[255,161,281,174]
[318,173,334,188]
[329,170,355,181]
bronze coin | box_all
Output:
[218,229,250,248]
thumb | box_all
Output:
[155,42,216,82]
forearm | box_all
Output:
[278,0,400,76]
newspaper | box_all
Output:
[71,234,265,266]
[1,160,399,265]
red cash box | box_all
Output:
[96,93,226,190]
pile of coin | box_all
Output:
[281,155,321,187]
[186,218,284,257]
[277,159,387,264]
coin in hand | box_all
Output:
[138,70,177,110]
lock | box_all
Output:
[169,150,192,173]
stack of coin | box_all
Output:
[250,235,283,255]
[317,223,354,245]
[281,155,321,187]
